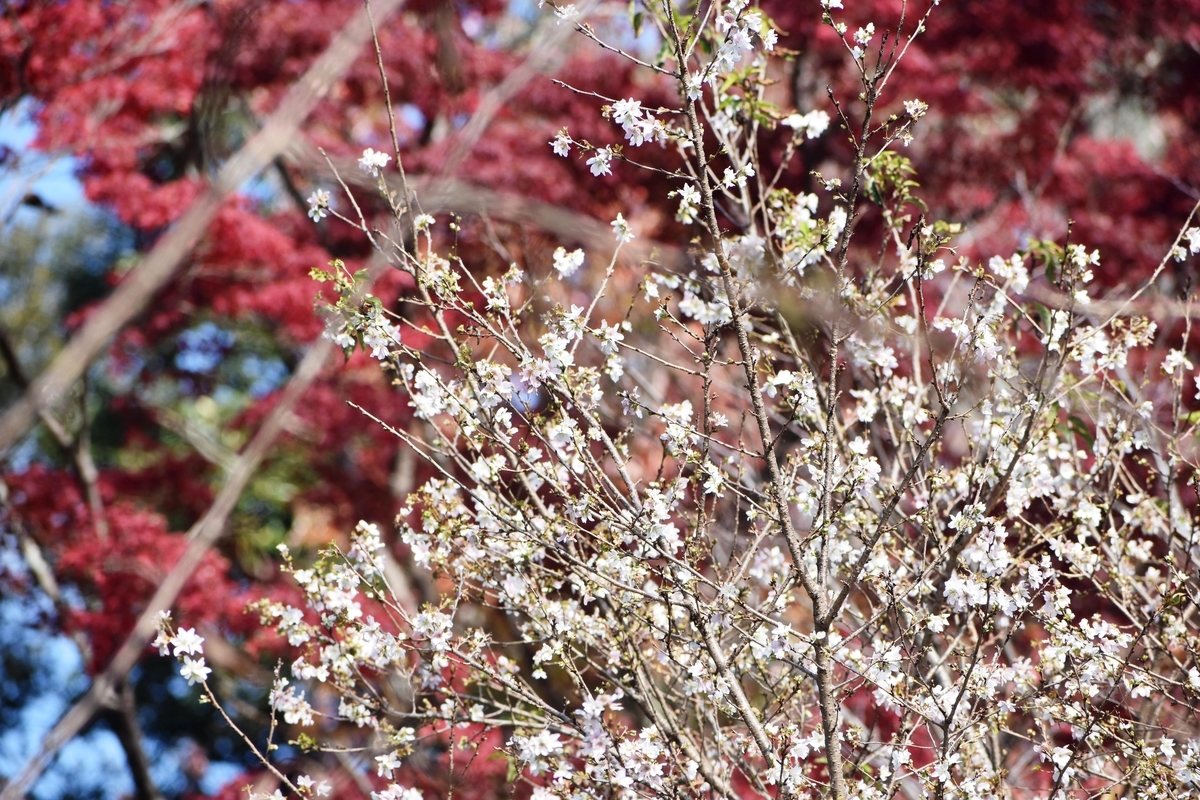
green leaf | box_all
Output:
[506,754,520,783]
[1024,239,1064,283]
[1067,415,1094,448]
[291,733,318,752]
[629,2,643,37]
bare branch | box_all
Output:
[0,332,333,800]
[0,0,408,457]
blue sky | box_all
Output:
[0,100,86,226]
[0,100,248,800]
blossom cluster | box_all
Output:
[153,615,211,684]
[197,3,1200,800]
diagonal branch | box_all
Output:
[413,176,689,269]
[0,335,333,800]
[292,143,693,269]
[102,681,165,800]
[0,326,108,538]
[0,0,407,457]
[437,1,594,179]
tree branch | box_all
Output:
[0,0,407,457]
[102,681,165,800]
[0,333,332,800]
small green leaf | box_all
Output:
[506,754,520,783]
[1067,415,1094,448]
[291,733,318,752]
[1162,590,1189,609]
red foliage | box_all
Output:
[7,468,237,670]
[764,0,1200,283]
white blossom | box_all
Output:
[172,628,204,657]
[611,212,634,243]
[550,129,572,157]
[1185,226,1200,254]
[306,189,330,221]
[179,656,211,686]
[553,247,585,277]
[783,109,831,139]
[587,146,613,176]
[358,147,391,176]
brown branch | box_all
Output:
[287,136,691,269]
[0,329,72,450]
[0,326,108,538]
[0,0,408,458]
[415,177,689,268]
[406,178,698,285]
[0,330,333,800]
[1025,282,1200,322]
[102,681,165,800]
[150,406,238,471]
[384,438,434,613]
[437,2,589,178]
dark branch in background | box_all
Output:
[417,177,689,269]
[0,0,408,793]
[437,2,591,179]
[103,682,165,800]
[285,137,691,270]
[0,0,408,458]
[0,329,164,799]
[0,335,333,800]
[0,326,107,537]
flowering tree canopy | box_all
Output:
[2,0,1200,799]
